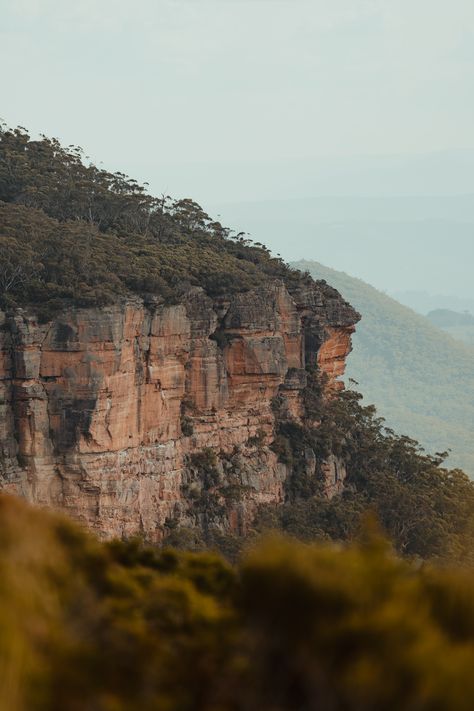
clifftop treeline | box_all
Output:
[0,124,310,319]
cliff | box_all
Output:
[0,126,361,541]
[0,281,358,541]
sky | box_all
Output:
[2,0,474,298]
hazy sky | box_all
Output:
[3,1,474,192]
[2,0,474,296]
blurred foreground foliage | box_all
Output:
[2,495,474,710]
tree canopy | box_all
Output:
[257,376,474,565]
[0,125,302,318]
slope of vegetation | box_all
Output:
[0,125,305,320]
[254,375,474,563]
[3,494,474,711]
[293,260,474,476]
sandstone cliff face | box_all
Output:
[0,281,358,541]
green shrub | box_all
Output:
[3,495,474,710]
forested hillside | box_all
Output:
[0,125,304,320]
[293,260,474,475]
[2,125,474,563]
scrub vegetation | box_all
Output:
[0,124,303,320]
[2,495,474,711]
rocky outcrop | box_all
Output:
[0,280,359,541]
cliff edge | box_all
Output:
[0,281,358,540]
[0,125,359,540]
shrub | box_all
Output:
[2,495,474,710]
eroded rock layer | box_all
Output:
[0,281,358,541]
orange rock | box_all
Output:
[317,325,356,392]
[0,281,359,540]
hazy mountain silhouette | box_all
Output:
[392,290,474,315]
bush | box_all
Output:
[3,495,474,710]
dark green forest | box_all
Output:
[265,384,474,562]
[0,125,305,320]
[293,260,474,476]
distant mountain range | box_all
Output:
[427,310,474,328]
[425,309,474,346]
[391,290,474,316]
[293,260,474,476]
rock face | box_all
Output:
[0,281,358,541]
